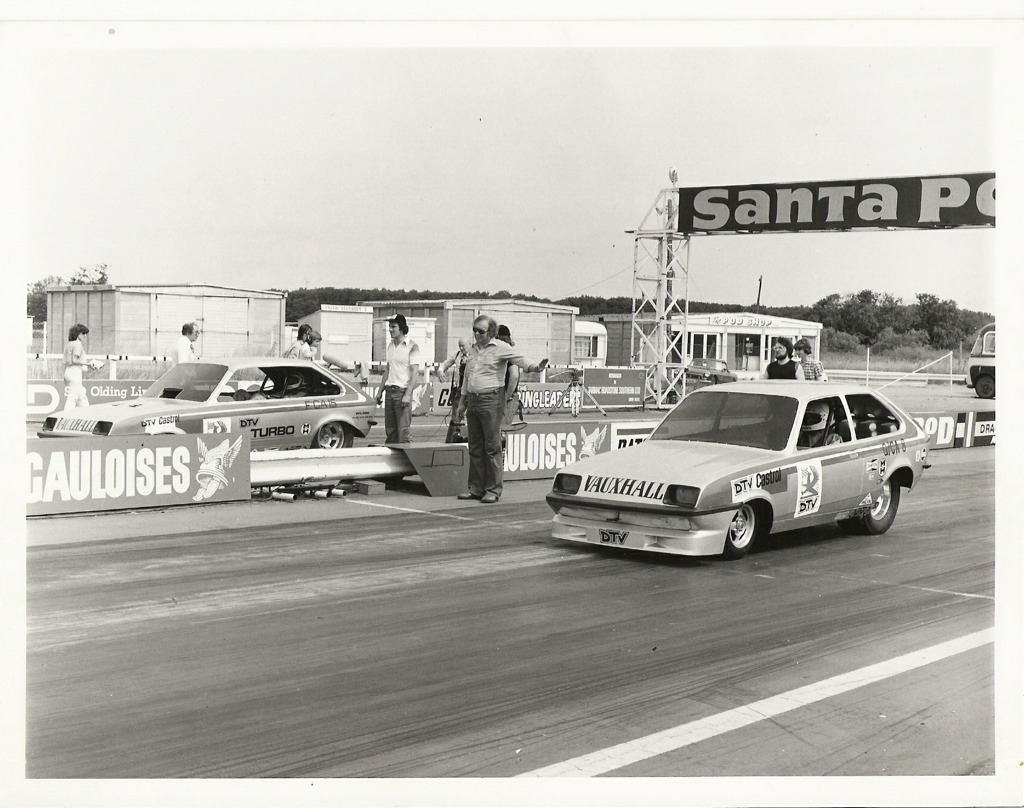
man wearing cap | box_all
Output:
[375,314,421,443]
[458,314,548,504]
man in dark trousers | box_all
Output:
[458,315,548,504]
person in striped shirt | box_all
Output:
[794,338,827,381]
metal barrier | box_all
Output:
[251,446,414,487]
[252,442,468,497]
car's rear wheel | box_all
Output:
[975,374,995,399]
[840,479,901,535]
[722,502,759,560]
[312,421,354,449]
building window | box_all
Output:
[691,333,718,359]
[574,335,599,358]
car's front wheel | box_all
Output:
[722,502,759,560]
[975,374,995,399]
[312,421,354,449]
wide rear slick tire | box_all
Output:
[722,502,760,560]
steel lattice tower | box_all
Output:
[628,187,690,408]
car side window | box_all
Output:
[797,396,849,449]
[224,368,271,401]
[844,393,901,440]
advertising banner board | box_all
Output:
[503,419,660,481]
[912,410,995,450]
[416,370,647,417]
[28,380,156,419]
[677,172,995,235]
[27,433,252,516]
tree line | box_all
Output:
[27,272,992,353]
[283,287,992,351]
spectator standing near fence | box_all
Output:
[458,315,548,504]
[794,338,827,381]
[496,324,524,435]
[761,337,799,380]
[63,323,99,410]
[375,314,420,443]
[175,322,200,366]
[439,337,469,443]
[283,324,314,359]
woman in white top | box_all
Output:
[63,323,96,409]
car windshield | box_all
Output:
[651,390,797,450]
[142,363,229,402]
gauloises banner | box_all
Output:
[28,380,155,419]
[677,173,995,234]
[504,419,660,481]
[27,433,252,516]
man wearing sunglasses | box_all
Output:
[458,315,548,504]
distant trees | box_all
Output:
[26,264,112,322]
[27,274,991,352]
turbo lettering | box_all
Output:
[251,425,295,438]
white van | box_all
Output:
[965,322,995,399]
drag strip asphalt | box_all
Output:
[25,449,995,779]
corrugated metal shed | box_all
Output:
[298,305,374,366]
[45,283,286,358]
[360,298,579,366]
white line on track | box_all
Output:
[833,575,994,601]
[342,500,479,521]
[518,627,994,777]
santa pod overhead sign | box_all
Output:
[676,172,995,234]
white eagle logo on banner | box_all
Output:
[580,424,608,460]
[193,436,244,502]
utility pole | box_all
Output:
[756,275,763,313]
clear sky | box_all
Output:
[5,18,1014,315]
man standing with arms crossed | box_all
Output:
[375,314,420,444]
[458,315,548,504]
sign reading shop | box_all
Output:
[27,433,251,516]
[676,172,995,235]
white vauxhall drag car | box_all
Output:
[546,381,933,559]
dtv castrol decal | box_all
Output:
[26,433,251,516]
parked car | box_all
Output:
[547,381,932,560]
[684,357,738,385]
[965,322,995,399]
[37,358,377,450]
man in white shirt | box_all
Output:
[174,322,200,366]
[375,314,421,443]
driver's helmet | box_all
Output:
[802,400,830,432]
[285,372,304,393]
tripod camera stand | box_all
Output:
[547,367,608,419]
